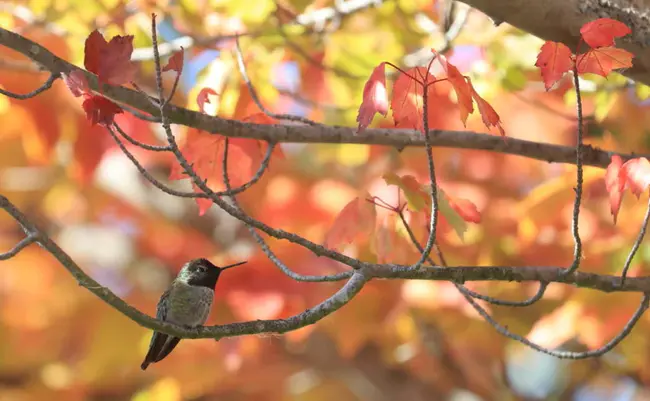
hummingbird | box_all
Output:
[141,258,247,370]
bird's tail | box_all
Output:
[141,331,181,370]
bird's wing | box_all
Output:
[141,288,181,370]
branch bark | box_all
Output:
[0,27,644,170]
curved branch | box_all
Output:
[0,234,38,260]
[461,280,549,307]
[113,122,170,152]
[562,62,585,276]
[0,194,368,340]
[460,289,650,359]
[0,27,642,169]
[620,195,650,284]
[3,191,650,347]
[0,72,57,99]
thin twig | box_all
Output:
[0,234,37,260]
[462,281,549,307]
[212,141,275,197]
[113,122,170,152]
[0,73,57,99]
[562,66,584,276]
[120,103,162,122]
[397,208,648,357]
[459,289,649,359]
[405,71,438,271]
[620,195,650,284]
[107,125,207,199]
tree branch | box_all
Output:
[4,191,650,345]
[0,26,643,170]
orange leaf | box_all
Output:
[383,173,428,211]
[535,41,573,90]
[162,48,184,74]
[580,18,631,48]
[432,49,474,125]
[576,47,634,77]
[621,157,650,198]
[605,155,625,224]
[169,131,247,215]
[242,112,285,159]
[470,84,505,137]
[197,88,219,114]
[323,196,377,250]
[356,62,388,132]
[391,67,436,133]
[448,197,481,224]
[171,112,282,215]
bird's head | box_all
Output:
[177,258,247,289]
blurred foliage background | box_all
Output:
[2,0,650,400]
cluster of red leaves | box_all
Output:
[535,18,633,90]
[65,29,284,215]
[63,30,182,127]
[356,50,505,137]
[62,30,136,126]
[533,19,644,223]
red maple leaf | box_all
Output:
[430,49,474,125]
[382,173,482,231]
[197,88,219,114]
[576,47,634,77]
[242,112,285,159]
[605,155,625,224]
[163,48,184,74]
[323,195,377,250]
[448,197,481,224]
[356,62,388,132]
[621,157,650,198]
[437,54,473,125]
[82,95,124,127]
[62,70,91,97]
[605,156,650,224]
[535,41,573,90]
[84,30,137,87]
[580,18,631,49]
[391,67,436,133]
[62,70,124,127]
[470,83,505,137]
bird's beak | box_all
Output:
[220,261,247,271]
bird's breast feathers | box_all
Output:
[166,281,214,326]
